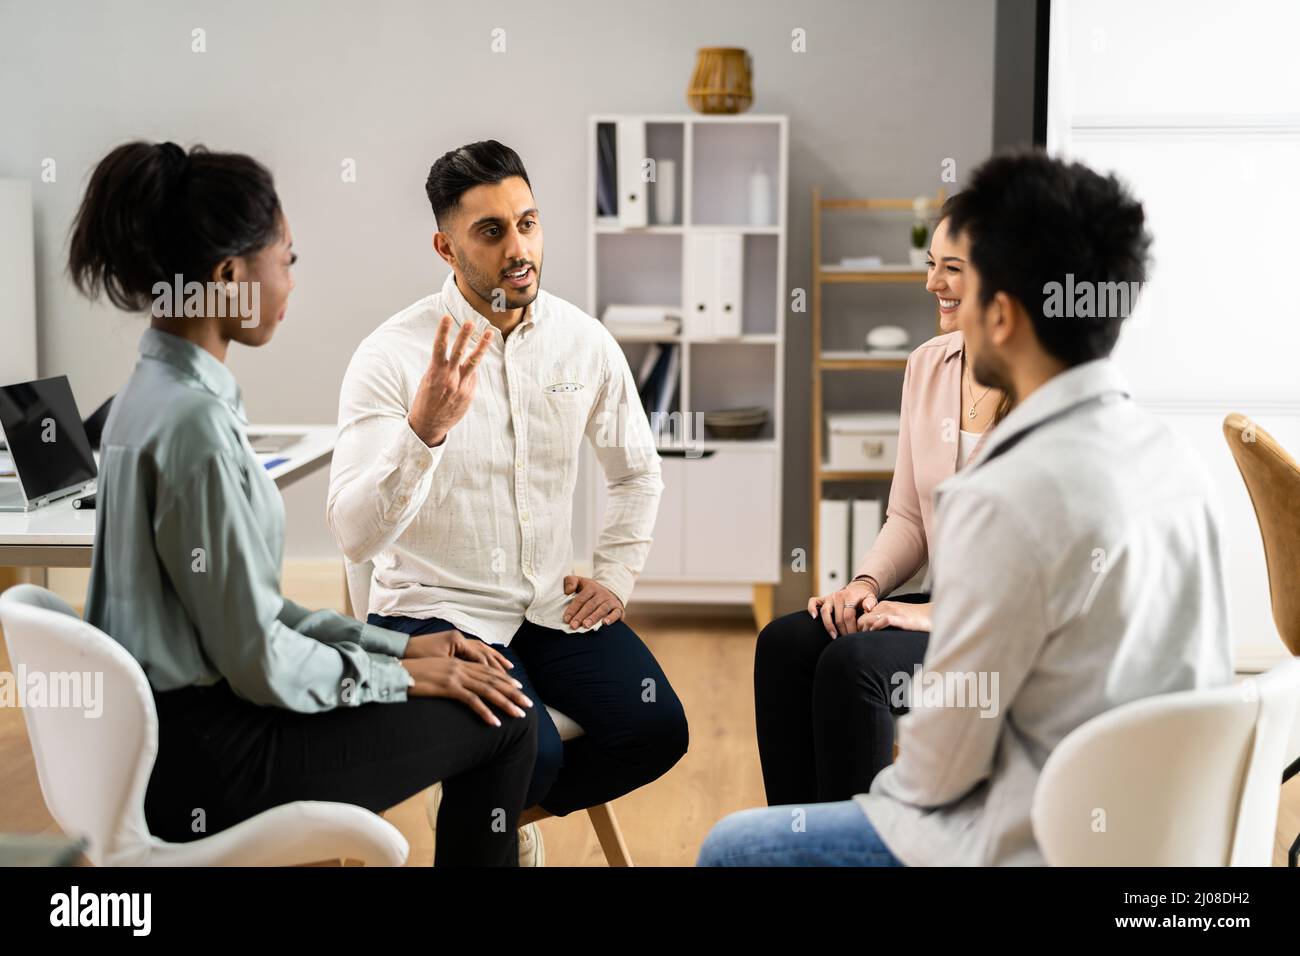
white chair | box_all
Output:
[343,559,633,866]
[0,584,408,867]
[1032,658,1300,866]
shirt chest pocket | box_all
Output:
[539,369,596,436]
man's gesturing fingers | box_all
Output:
[462,327,493,376]
[449,319,474,369]
[432,314,453,368]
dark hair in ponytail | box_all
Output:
[69,141,282,312]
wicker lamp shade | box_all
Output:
[686,47,753,114]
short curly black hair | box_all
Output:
[425,140,531,228]
[943,149,1152,367]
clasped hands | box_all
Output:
[807,580,932,638]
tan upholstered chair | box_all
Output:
[342,559,633,866]
[1223,413,1300,865]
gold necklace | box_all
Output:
[963,359,993,421]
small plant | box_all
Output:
[910,195,930,249]
[910,221,928,249]
[908,196,931,267]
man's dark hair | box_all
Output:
[943,149,1152,367]
[425,140,531,227]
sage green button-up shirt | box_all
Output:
[84,328,413,712]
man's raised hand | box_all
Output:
[407,313,493,447]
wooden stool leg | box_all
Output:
[587,802,633,867]
[519,805,552,827]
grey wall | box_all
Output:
[0,0,996,614]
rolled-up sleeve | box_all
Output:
[586,332,663,605]
[157,451,413,711]
[326,342,445,564]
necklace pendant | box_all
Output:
[968,407,977,420]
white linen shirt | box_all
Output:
[327,272,663,646]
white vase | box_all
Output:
[908,247,928,269]
[654,159,676,225]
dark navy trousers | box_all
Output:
[370,613,689,815]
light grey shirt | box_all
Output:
[85,328,413,712]
[327,272,662,645]
[856,358,1234,865]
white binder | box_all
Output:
[850,498,883,575]
[684,232,715,338]
[818,499,850,596]
[683,232,745,339]
[615,120,647,229]
[712,232,743,338]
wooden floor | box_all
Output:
[1,566,1297,866]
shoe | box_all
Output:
[517,821,545,867]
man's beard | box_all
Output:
[462,255,542,312]
[971,348,1016,406]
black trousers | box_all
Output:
[371,614,690,817]
[145,677,538,866]
[753,593,931,805]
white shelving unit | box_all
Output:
[581,113,788,625]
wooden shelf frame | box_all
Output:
[809,186,945,593]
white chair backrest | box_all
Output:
[0,585,158,866]
[344,559,374,622]
[1032,659,1300,866]
[1229,658,1300,865]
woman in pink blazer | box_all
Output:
[754,207,1010,805]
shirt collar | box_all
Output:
[969,357,1131,469]
[139,327,246,422]
[440,272,541,337]
[943,331,965,363]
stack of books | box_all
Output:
[602,304,682,340]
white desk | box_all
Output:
[0,424,336,576]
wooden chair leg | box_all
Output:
[587,802,633,867]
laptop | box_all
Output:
[0,376,98,512]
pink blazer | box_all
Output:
[852,331,989,597]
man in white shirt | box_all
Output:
[699,150,1233,866]
[328,141,688,848]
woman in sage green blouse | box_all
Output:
[69,141,536,866]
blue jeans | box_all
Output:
[697,800,904,866]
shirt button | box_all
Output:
[521,512,529,522]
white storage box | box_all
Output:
[825,412,901,471]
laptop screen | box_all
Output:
[0,376,97,502]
